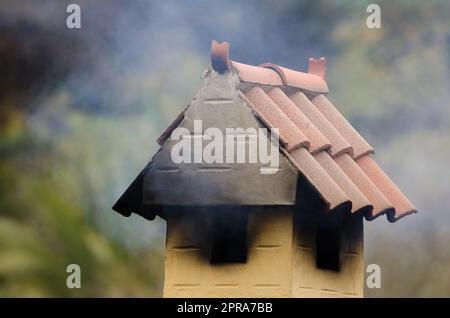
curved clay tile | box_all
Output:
[357,155,417,222]
[242,87,309,151]
[287,147,351,212]
[334,153,395,220]
[271,65,329,93]
[311,95,374,160]
[232,61,284,86]
[313,151,372,214]
[266,87,331,154]
[233,61,328,93]
[258,63,288,85]
[289,91,353,158]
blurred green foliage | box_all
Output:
[0,96,165,296]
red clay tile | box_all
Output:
[313,151,372,214]
[232,61,284,86]
[357,155,417,222]
[266,88,331,153]
[243,87,310,151]
[287,147,351,212]
[260,64,329,93]
[289,91,353,158]
[311,95,374,160]
[232,60,328,93]
[334,153,394,219]
[258,63,288,85]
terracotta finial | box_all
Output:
[211,40,230,73]
[308,57,327,79]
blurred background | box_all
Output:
[0,0,449,297]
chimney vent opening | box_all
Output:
[315,224,342,271]
[210,211,248,264]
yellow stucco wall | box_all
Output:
[292,211,364,297]
[163,208,364,298]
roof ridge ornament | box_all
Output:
[211,40,231,73]
[308,57,327,79]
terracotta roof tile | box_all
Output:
[232,61,284,86]
[357,155,417,222]
[236,58,414,221]
[313,151,372,214]
[289,91,353,158]
[232,61,328,93]
[311,95,374,160]
[334,154,394,219]
[269,64,328,93]
[287,147,351,211]
[257,63,288,85]
[243,86,310,151]
[266,87,331,153]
